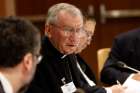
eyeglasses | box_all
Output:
[85,30,94,38]
[84,30,94,45]
[35,54,42,64]
[51,24,86,35]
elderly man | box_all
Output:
[26,3,125,93]
[0,17,41,93]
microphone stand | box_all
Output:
[117,61,140,73]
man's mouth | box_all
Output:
[67,44,78,47]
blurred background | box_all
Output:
[1,0,140,83]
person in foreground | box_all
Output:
[26,3,125,93]
[0,17,41,93]
[101,28,140,86]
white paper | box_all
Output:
[61,82,77,93]
[123,78,140,93]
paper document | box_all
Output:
[123,78,140,93]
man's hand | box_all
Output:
[132,73,140,81]
[109,84,126,93]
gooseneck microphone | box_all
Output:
[116,61,140,73]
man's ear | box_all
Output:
[22,53,33,72]
[45,25,52,38]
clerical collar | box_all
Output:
[61,55,67,59]
[0,72,13,93]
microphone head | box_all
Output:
[116,61,139,73]
[116,61,126,68]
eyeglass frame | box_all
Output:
[50,23,87,35]
[35,54,42,64]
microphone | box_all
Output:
[116,61,140,73]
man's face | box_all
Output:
[27,36,41,84]
[47,11,84,54]
[83,19,96,45]
[75,19,96,53]
[19,44,41,93]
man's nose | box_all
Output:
[69,33,80,44]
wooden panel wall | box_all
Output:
[0,0,6,16]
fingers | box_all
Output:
[132,73,140,81]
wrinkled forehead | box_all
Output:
[56,10,84,27]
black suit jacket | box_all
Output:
[101,28,140,85]
[26,37,106,93]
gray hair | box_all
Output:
[45,3,83,25]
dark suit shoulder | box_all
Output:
[116,28,140,41]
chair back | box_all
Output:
[97,48,110,79]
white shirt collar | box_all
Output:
[0,72,13,93]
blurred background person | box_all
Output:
[101,28,140,85]
[75,17,96,53]
[0,16,41,93]
[74,18,97,89]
